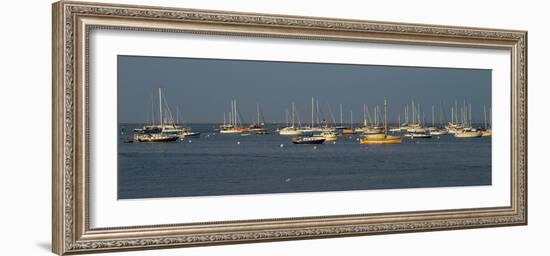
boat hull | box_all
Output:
[454,131,482,138]
[279,128,302,136]
[292,136,326,144]
[183,132,201,138]
[137,135,178,142]
[220,129,243,134]
[481,130,492,137]
[430,130,448,136]
[411,134,432,139]
[359,135,402,144]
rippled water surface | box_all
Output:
[118,123,491,199]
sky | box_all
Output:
[117,55,491,124]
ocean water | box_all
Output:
[118,123,491,199]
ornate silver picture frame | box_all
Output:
[52,1,527,255]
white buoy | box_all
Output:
[285,178,291,182]
[237,141,240,145]
[280,144,284,148]
[189,140,192,143]
[313,146,317,150]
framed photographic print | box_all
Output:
[52,1,527,255]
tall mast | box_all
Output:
[350,110,353,129]
[223,112,226,126]
[465,100,468,126]
[469,103,472,127]
[374,105,378,126]
[451,107,455,124]
[159,88,163,128]
[417,104,421,126]
[292,102,296,127]
[406,105,409,124]
[384,97,388,136]
[311,97,315,128]
[150,93,154,125]
[484,105,487,129]
[398,114,401,128]
[363,104,367,126]
[316,99,320,125]
[285,109,289,126]
[234,100,238,127]
[339,104,343,126]
[432,105,435,127]
[411,100,416,124]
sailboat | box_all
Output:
[334,104,347,131]
[360,98,402,144]
[427,104,447,136]
[453,101,482,138]
[454,128,482,138]
[248,103,269,134]
[133,88,179,142]
[279,102,303,136]
[220,99,245,134]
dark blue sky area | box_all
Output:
[117,55,491,124]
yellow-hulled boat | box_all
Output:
[359,133,401,144]
[359,97,401,145]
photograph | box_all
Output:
[117,55,493,199]
[49,1,529,254]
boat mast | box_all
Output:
[316,99,320,126]
[432,105,435,127]
[311,97,315,128]
[292,102,296,127]
[285,108,289,126]
[469,103,472,128]
[363,104,367,127]
[159,88,163,128]
[150,93,154,125]
[484,105,487,129]
[350,110,353,129]
[417,104,421,126]
[451,107,455,124]
[398,114,401,128]
[406,105,409,125]
[223,112,226,126]
[384,97,388,136]
[339,104,343,127]
[411,100,416,124]
[234,100,238,127]
[374,106,377,126]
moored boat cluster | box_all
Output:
[128,88,491,145]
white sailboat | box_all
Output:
[279,102,302,136]
[220,99,244,134]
